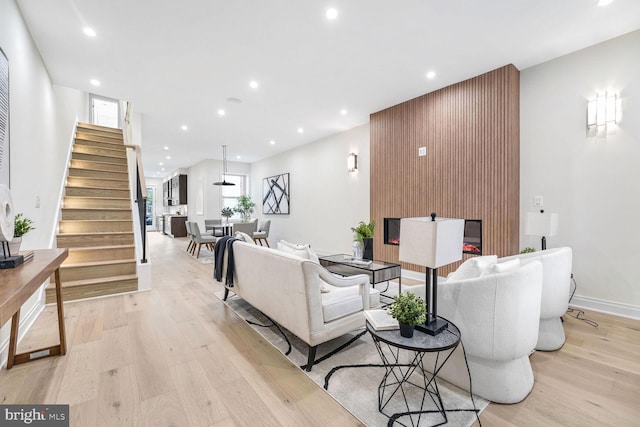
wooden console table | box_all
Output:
[0,248,68,369]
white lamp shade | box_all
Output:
[525,212,558,237]
[399,217,464,268]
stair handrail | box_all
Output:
[121,101,148,264]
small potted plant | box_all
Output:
[221,207,234,224]
[234,195,255,222]
[388,292,427,338]
[520,247,535,254]
[9,213,35,254]
[351,220,375,260]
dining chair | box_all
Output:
[185,221,195,253]
[253,219,271,247]
[190,222,217,258]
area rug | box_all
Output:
[215,289,487,426]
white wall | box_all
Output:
[521,29,640,318]
[0,0,88,365]
[250,124,370,254]
[186,159,251,231]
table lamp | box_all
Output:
[525,210,558,250]
[399,213,464,335]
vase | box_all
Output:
[352,241,364,260]
[399,322,415,338]
[363,238,373,260]
[7,237,21,255]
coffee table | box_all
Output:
[319,254,402,297]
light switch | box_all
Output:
[534,196,543,207]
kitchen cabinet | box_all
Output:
[164,215,187,238]
[163,174,187,206]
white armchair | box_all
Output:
[410,260,543,403]
[499,247,572,351]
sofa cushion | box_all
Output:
[447,255,498,281]
[321,291,364,322]
[235,231,255,244]
[492,258,520,273]
[276,240,319,263]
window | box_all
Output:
[221,174,248,219]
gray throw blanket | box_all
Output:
[214,236,238,287]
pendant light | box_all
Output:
[213,145,236,186]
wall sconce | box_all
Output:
[587,92,618,128]
[347,153,358,172]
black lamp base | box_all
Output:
[415,316,448,336]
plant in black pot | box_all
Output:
[388,292,427,338]
[351,220,375,260]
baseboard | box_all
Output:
[0,288,46,369]
[570,295,640,320]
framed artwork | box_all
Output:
[262,172,290,214]
[0,47,9,187]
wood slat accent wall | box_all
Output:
[370,64,520,275]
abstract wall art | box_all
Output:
[0,47,9,187]
[262,172,290,214]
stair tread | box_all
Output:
[59,219,133,223]
[77,123,123,133]
[67,178,129,186]
[62,207,131,211]
[68,244,135,250]
[66,185,129,191]
[61,258,137,268]
[57,231,134,236]
[48,273,138,288]
[64,196,130,200]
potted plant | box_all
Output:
[221,207,234,223]
[520,247,535,254]
[351,220,375,260]
[9,213,35,254]
[388,292,427,338]
[234,195,255,222]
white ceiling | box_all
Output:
[16,0,640,179]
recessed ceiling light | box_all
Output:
[218,109,226,116]
[236,155,241,159]
[426,71,436,79]
[597,0,613,5]
[83,27,96,37]
[161,168,165,171]
[340,109,348,115]
[297,127,304,134]
[164,146,169,150]
[270,140,276,145]
[159,162,164,166]
[90,79,101,86]
[326,8,338,20]
[166,156,171,160]
[249,81,259,89]
[181,125,188,131]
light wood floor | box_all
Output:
[1,233,639,426]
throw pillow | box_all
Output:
[492,258,520,273]
[276,240,319,264]
[235,231,255,244]
[447,255,498,281]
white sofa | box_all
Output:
[219,241,380,371]
[499,247,572,351]
[410,259,543,403]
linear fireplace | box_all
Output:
[384,218,400,245]
[385,217,482,255]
